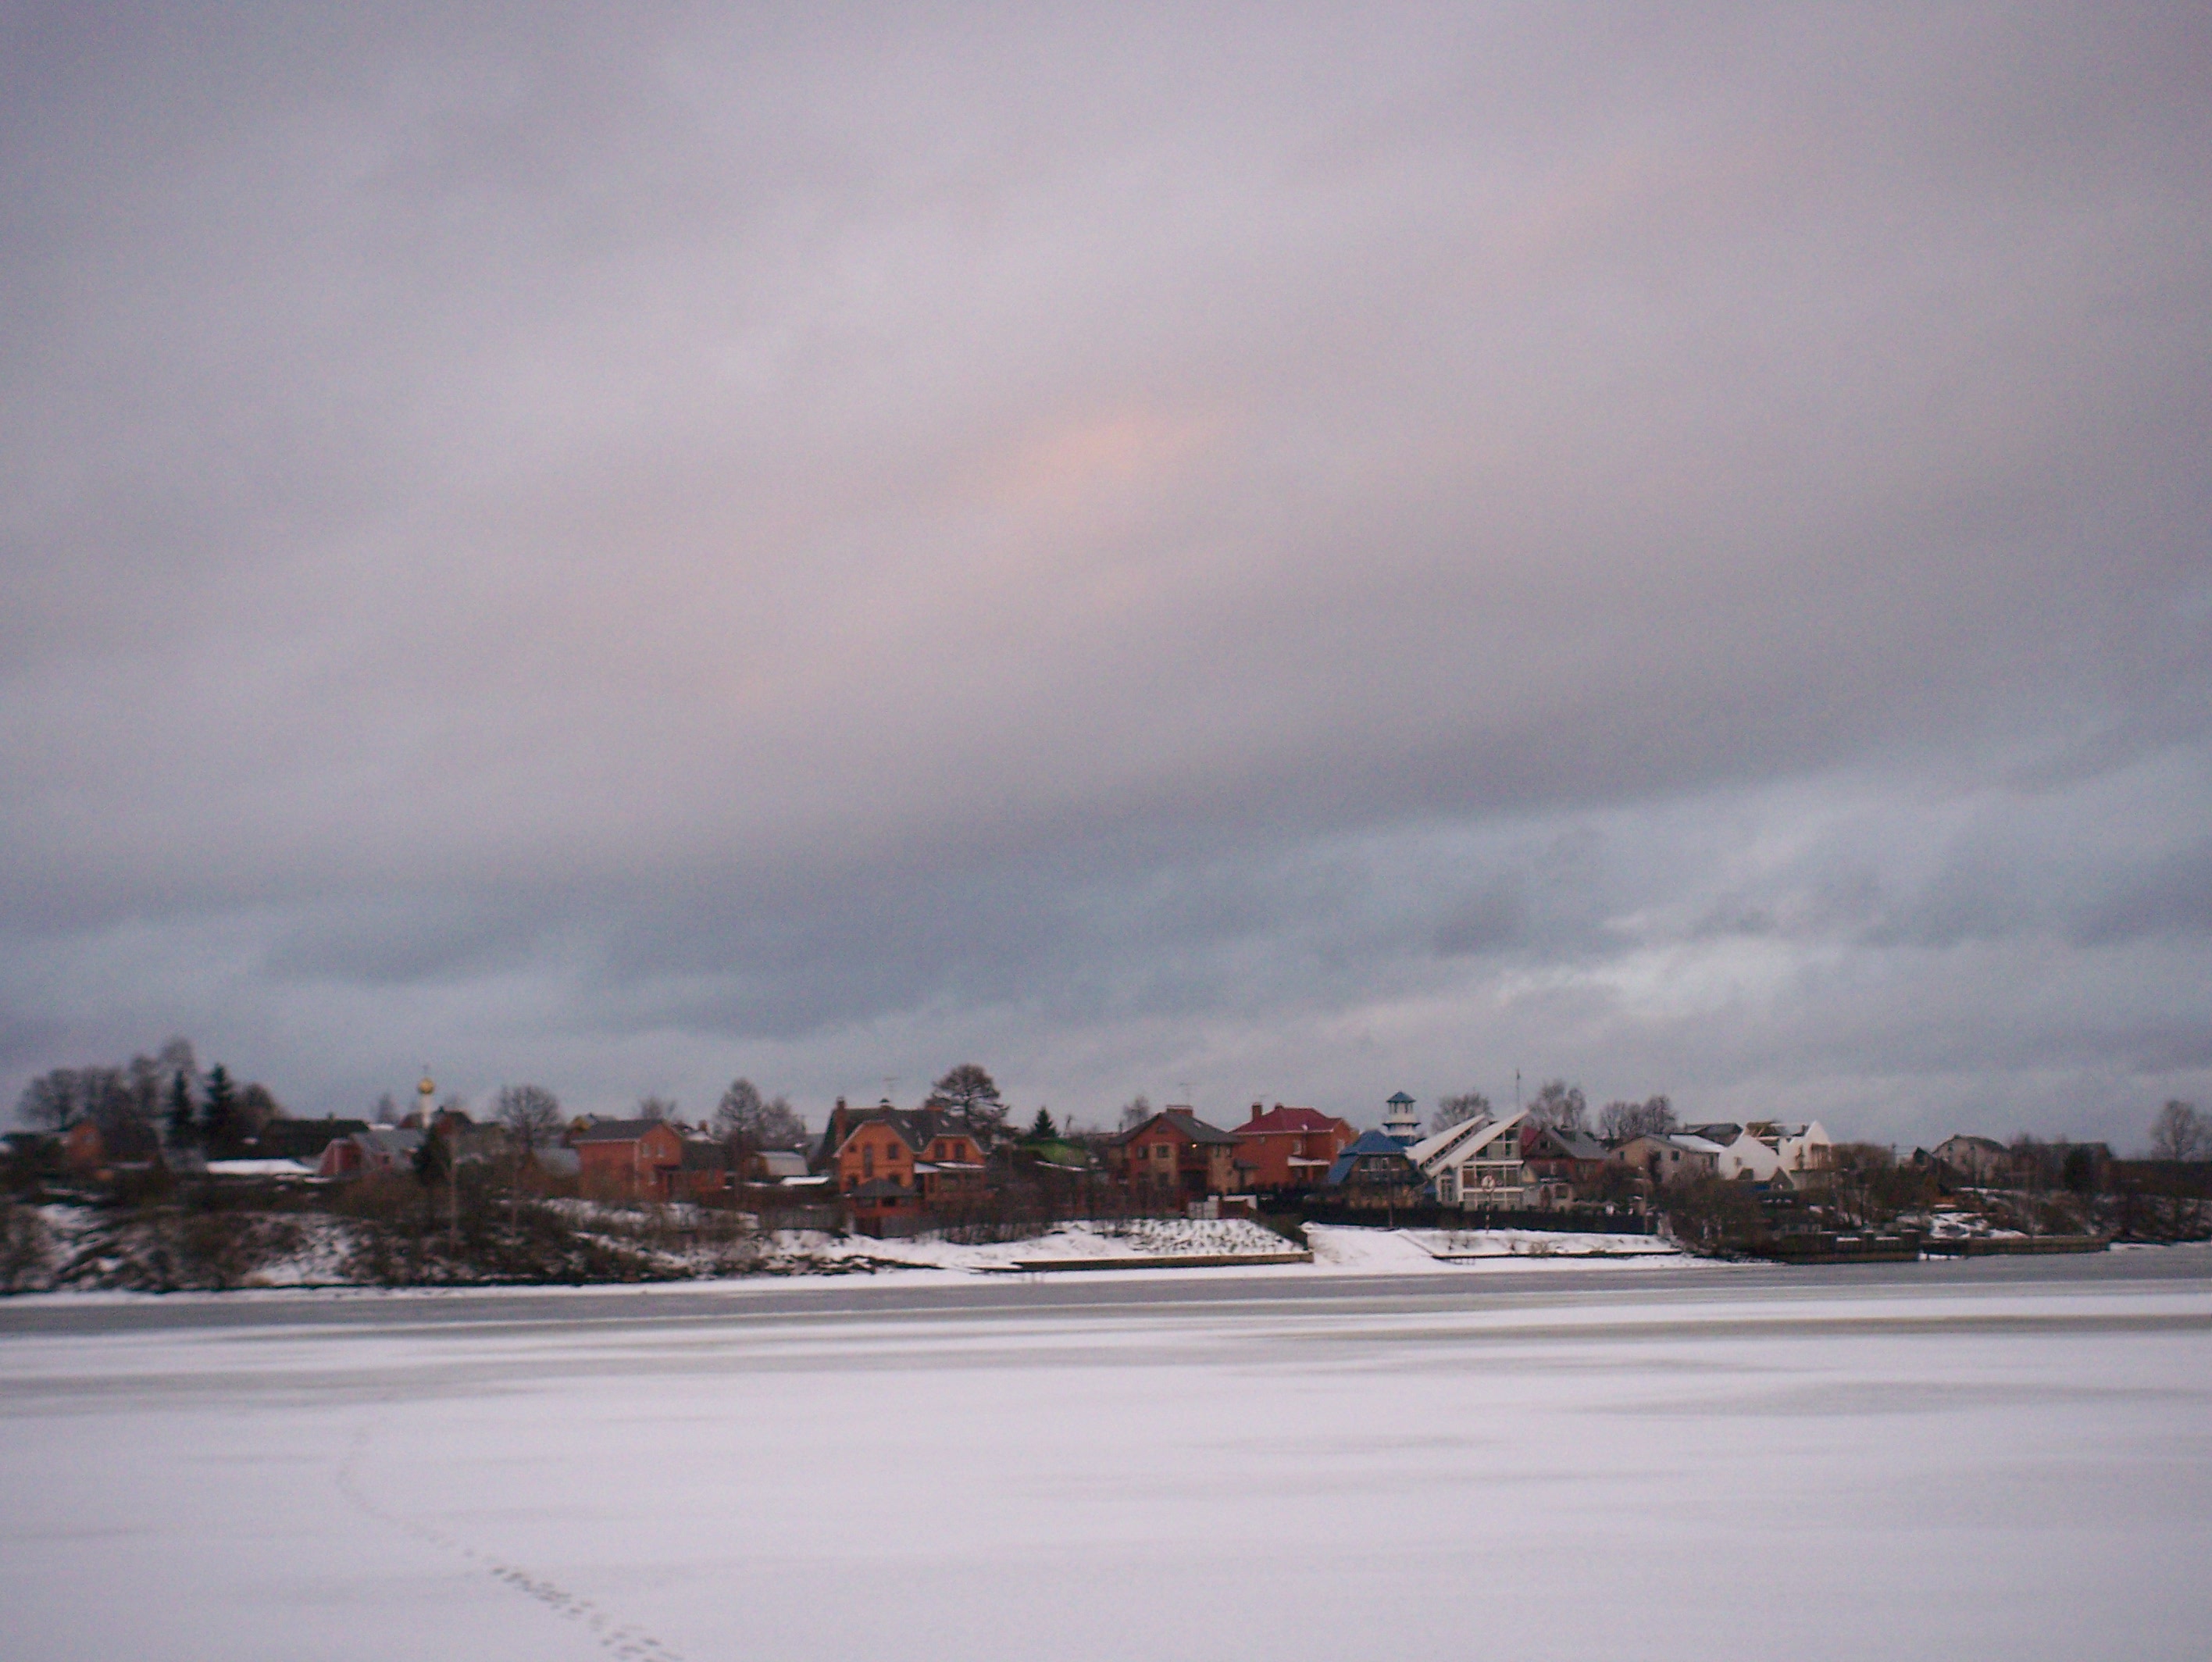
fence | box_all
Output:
[1290,1201,1654,1235]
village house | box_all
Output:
[1107,1107,1246,1203]
[1746,1120,1833,1175]
[831,1107,990,1229]
[1522,1122,1611,1193]
[244,1117,368,1166]
[1932,1132,2014,1185]
[1322,1128,1428,1207]
[1610,1132,1721,1187]
[316,1126,426,1179]
[570,1118,687,1200]
[1681,1122,1793,1184]
[1232,1103,1355,1193]
[1409,1110,1570,1209]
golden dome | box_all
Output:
[417,1075,436,1096]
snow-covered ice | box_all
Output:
[3,1250,2209,1660]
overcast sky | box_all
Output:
[3,3,2207,1147]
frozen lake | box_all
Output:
[5,1250,2210,1660]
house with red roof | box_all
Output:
[1232,1103,1354,1193]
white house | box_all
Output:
[1682,1122,1792,1183]
[1407,1109,1567,1209]
[1746,1121,1832,1174]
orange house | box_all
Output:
[1107,1107,1246,1201]
[833,1109,989,1229]
[571,1118,686,1200]
[1232,1104,1354,1193]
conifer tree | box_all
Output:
[201,1065,237,1155]
[165,1069,197,1149]
[1028,1107,1058,1142]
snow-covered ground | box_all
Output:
[3,1250,2209,1660]
[1308,1222,1683,1270]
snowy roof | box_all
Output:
[1668,1134,1732,1157]
[1680,1122,1743,1144]
[203,1157,316,1179]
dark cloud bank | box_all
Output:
[3,4,2207,1147]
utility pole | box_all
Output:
[1515,1069,1522,1112]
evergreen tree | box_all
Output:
[201,1065,238,1155]
[1027,1107,1058,1142]
[413,1125,448,1186]
[165,1069,197,1149]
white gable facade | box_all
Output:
[1410,1109,1556,1209]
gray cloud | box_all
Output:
[3,4,2208,1147]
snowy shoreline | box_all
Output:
[2,1214,1714,1303]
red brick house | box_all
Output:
[1232,1104,1354,1193]
[831,1108,990,1230]
[316,1127,426,1179]
[60,1119,109,1176]
[1108,1107,1246,1202]
[571,1118,686,1200]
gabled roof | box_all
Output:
[833,1107,980,1157]
[1680,1122,1744,1145]
[1617,1132,1720,1157]
[1525,1123,1608,1162]
[1108,1107,1240,1147]
[1237,1105,1346,1135]
[1938,1133,2009,1154]
[570,1118,677,1145]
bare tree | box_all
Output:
[495,1084,563,1152]
[715,1079,805,1149]
[237,1082,285,1137]
[1526,1080,1588,1135]
[636,1095,676,1123]
[1118,1094,1153,1132]
[1600,1095,1675,1141]
[926,1064,1005,1131]
[1431,1091,1490,1134]
[2150,1100,2206,1162]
